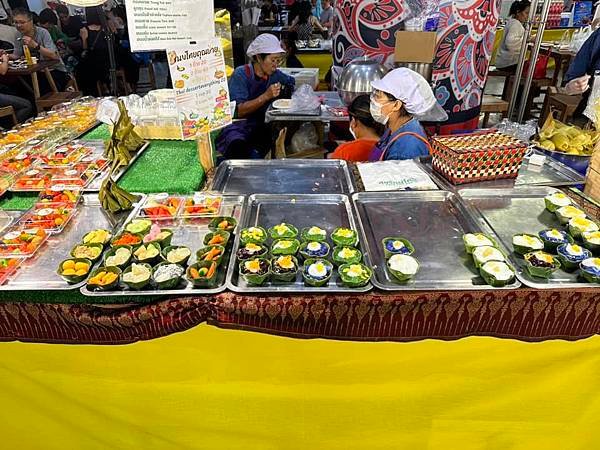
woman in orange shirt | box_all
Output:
[329,94,384,162]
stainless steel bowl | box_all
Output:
[337,58,387,105]
[394,62,433,82]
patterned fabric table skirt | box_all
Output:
[1,288,599,344]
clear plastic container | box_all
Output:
[19,203,77,234]
[139,193,184,220]
[0,226,49,258]
[181,192,223,218]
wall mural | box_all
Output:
[332,0,501,127]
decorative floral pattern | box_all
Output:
[333,0,501,126]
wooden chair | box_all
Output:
[35,71,82,111]
[0,106,17,126]
[487,67,513,99]
[137,59,157,93]
[540,89,582,126]
[481,95,509,127]
[504,76,553,119]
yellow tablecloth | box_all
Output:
[1,325,599,449]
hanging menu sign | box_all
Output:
[124,0,215,51]
[167,39,232,140]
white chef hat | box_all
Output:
[246,34,286,57]
[371,68,448,122]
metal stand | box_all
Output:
[98,6,118,97]
[517,0,552,122]
[507,0,539,120]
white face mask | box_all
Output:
[349,120,357,139]
[370,99,390,125]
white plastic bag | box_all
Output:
[570,26,593,53]
[290,84,320,112]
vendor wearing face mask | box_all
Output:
[216,34,295,159]
[368,68,446,161]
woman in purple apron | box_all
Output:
[367,68,447,161]
[216,34,295,160]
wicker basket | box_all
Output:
[431,131,528,185]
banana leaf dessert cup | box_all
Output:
[86,266,122,291]
[271,239,300,256]
[555,205,586,225]
[162,245,192,266]
[268,223,298,240]
[338,263,372,288]
[236,242,268,261]
[538,229,573,252]
[203,230,230,247]
[472,245,506,269]
[479,261,516,287]
[300,226,327,242]
[239,226,267,245]
[152,262,185,289]
[143,227,173,247]
[582,231,600,255]
[208,216,237,233]
[57,257,92,284]
[332,246,362,267]
[110,232,143,249]
[580,257,600,283]
[196,245,225,267]
[568,217,599,240]
[187,261,219,288]
[513,234,545,255]
[299,240,330,260]
[70,243,103,263]
[331,227,358,247]
[125,218,152,236]
[556,243,592,272]
[544,192,572,213]
[239,257,270,285]
[382,237,415,259]
[121,263,152,290]
[462,233,497,255]
[82,229,112,246]
[524,251,560,278]
[132,242,162,265]
[103,245,133,269]
[387,254,419,282]
[302,258,333,287]
[271,255,299,282]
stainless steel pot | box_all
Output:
[337,57,387,105]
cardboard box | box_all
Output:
[394,31,437,63]
[584,167,600,202]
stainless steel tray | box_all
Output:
[0,193,144,291]
[418,149,585,191]
[226,194,372,293]
[211,160,356,194]
[80,195,244,297]
[352,191,521,291]
[460,187,596,289]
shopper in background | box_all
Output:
[260,0,279,23]
[76,7,110,95]
[328,95,384,162]
[495,1,530,72]
[12,8,70,92]
[0,18,18,52]
[368,68,446,161]
[0,51,33,123]
[38,8,70,59]
[287,0,303,25]
[290,1,327,40]
[320,0,334,30]
[216,34,295,159]
[56,4,84,40]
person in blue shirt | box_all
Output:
[368,68,446,161]
[562,27,600,103]
[216,34,295,159]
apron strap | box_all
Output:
[244,64,252,78]
[379,131,432,161]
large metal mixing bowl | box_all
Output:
[337,58,387,105]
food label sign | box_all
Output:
[167,39,232,140]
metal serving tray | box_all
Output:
[211,159,356,194]
[352,191,521,291]
[419,149,585,191]
[80,195,244,297]
[0,193,144,291]
[460,187,597,289]
[226,194,372,293]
